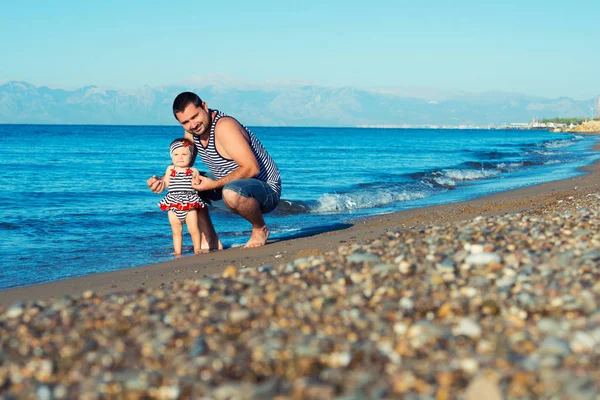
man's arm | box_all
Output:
[192,118,260,192]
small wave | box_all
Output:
[275,200,313,215]
[441,168,500,181]
[542,136,582,149]
[527,149,562,156]
[431,176,456,188]
[313,189,430,213]
[544,141,573,149]
[413,162,507,189]
[496,162,523,171]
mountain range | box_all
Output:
[0,79,594,127]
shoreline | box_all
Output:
[2,143,600,308]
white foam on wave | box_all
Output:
[496,162,523,171]
[432,176,456,187]
[441,168,500,181]
[528,149,563,156]
[313,189,430,213]
[544,137,580,149]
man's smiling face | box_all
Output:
[175,102,210,136]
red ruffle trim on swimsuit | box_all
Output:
[159,201,205,211]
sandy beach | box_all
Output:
[1,136,599,398]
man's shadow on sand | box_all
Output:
[225,223,353,249]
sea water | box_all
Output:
[0,125,598,290]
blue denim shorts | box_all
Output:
[199,177,280,214]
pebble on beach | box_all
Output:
[0,193,599,399]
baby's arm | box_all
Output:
[163,166,173,188]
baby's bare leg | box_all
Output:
[185,210,202,254]
[168,211,184,256]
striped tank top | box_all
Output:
[193,110,282,195]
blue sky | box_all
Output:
[1,0,598,99]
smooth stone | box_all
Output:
[329,352,352,367]
[156,386,181,399]
[516,292,535,308]
[469,244,485,254]
[570,331,595,353]
[213,383,256,400]
[258,265,273,272]
[537,318,561,334]
[400,297,414,310]
[439,258,456,268]
[540,337,571,356]
[125,376,151,391]
[454,318,482,338]
[464,376,502,400]
[462,287,478,298]
[574,229,592,237]
[480,299,500,316]
[393,322,408,335]
[465,252,501,265]
[372,263,398,274]
[37,385,53,400]
[5,302,24,319]
[53,385,68,399]
[190,335,208,357]
[230,309,251,323]
[496,276,516,288]
[460,358,479,374]
[539,355,561,368]
[347,253,381,264]
[521,354,540,371]
[563,378,597,400]
[581,249,600,260]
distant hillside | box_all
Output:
[569,120,600,133]
[0,80,593,127]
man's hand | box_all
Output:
[192,174,216,192]
[147,175,165,194]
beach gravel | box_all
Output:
[1,194,599,399]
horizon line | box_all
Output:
[1,78,597,102]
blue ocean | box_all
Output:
[1,125,598,290]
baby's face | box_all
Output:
[171,147,192,168]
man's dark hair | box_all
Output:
[172,92,203,118]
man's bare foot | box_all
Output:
[244,226,270,248]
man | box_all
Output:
[147,92,281,248]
